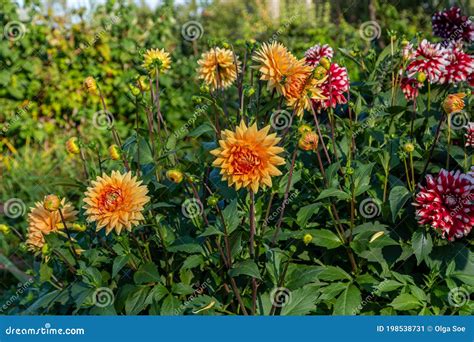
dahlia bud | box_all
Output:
[0,224,10,234]
[443,93,466,114]
[345,167,354,175]
[192,96,202,105]
[200,84,210,93]
[298,131,319,151]
[43,194,61,211]
[166,169,184,184]
[129,84,141,96]
[319,57,331,70]
[303,233,313,245]
[298,124,312,135]
[41,243,50,255]
[83,76,97,94]
[222,42,230,49]
[416,72,427,83]
[404,142,415,153]
[207,195,219,206]
[72,223,87,232]
[313,66,327,80]
[136,76,150,91]
[401,39,409,46]
[188,175,199,183]
[65,137,80,154]
[245,87,255,97]
[108,144,121,161]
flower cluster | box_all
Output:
[400,39,473,100]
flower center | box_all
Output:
[232,146,261,175]
[99,186,124,212]
[444,194,459,208]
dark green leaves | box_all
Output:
[134,262,160,284]
[229,260,261,280]
[411,230,433,265]
[333,284,362,315]
[389,186,412,222]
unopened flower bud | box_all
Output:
[84,76,97,93]
[108,144,121,161]
[0,224,10,234]
[313,66,327,80]
[319,57,331,70]
[404,142,415,153]
[416,72,427,83]
[298,124,312,135]
[43,195,61,211]
[66,137,80,154]
[41,243,49,255]
[200,84,210,93]
[303,233,313,245]
[207,195,219,206]
[136,76,150,91]
[245,87,255,97]
[72,223,87,232]
[166,169,184,184]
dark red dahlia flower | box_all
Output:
[305,44,334,66]
[438,44,474,84]
[311,63,349,110]
[432,7,474,44]
[466,123,474,147]
[414,169,474,241]
[406,39,449,83]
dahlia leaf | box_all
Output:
[316,266,352,281]
[112,254,130,278]
[389,185,412,222]
[229,260,262,280]
[389,293,422,311]
[333,284,361,315]
[280,285,319,316]
[311,229,342,249]
[411,230,433,265]
[316,188,351,201]
[134,262,160,284]
[296,203,321,227]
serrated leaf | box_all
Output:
[390,293,422,311]
[134,262,160,284]
[311,229,342,249]
[333,284,361,315]
[112,255,130,278]
[389,186,412,222]
[412,230,433,265]
[316,188,351,201]
[228,260,261,280]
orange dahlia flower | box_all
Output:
[211,121,285,192]
[443,93,466,114]
[83,171,150,235]
[253,42,312,97]
[198,47,241,90]
[26,198,78,251]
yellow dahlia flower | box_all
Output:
[142,48,171,75]
[211,121,285,192]
[443,93,466,114]
[26,198,78,251]
[253,42,312,97]
[83,171,150,235]
[197,47,241,90]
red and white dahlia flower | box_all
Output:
[305,44,334,66]
[400,77,422,101]
[466,122,474,147]
[311,63,349,110]
[406,39,449,83]
[414,169,474,241]
[438,44,474,84]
